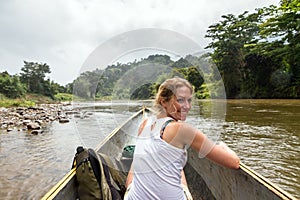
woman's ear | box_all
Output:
[161,99,167,108]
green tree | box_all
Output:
[173,66,204,92]
[205,4,299,98]
[42,79,66,99]
[205,12,261,98]
[0,71,26,98]
[65,83,73,94]
[20,61,51,94]
[242,54,278,98]
[130,83,152,100]
[73,77,92,99]
[258,1,300,97]
[171,58,191,69]
[142,54,172,65]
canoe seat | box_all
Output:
[120,145,135,172]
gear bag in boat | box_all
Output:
[72,146,125,200]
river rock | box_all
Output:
[30,130,43,135]
[0,103,74,132]
[27,122,41,130]
[59,118,69,123]
[23,114,34,120]
[65,111,80,115]
[7,128,13,132]
[22,119,31,125]
[35,120,44,125]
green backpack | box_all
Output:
[72,146,126,200]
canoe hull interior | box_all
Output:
[42,108,297,200]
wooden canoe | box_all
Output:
[42,107,297,200]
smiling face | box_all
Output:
[155,77,194,121]
[162,85,193,121]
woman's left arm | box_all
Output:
[125,118,148,188]
[125,165,134,188]
[181,170,187,186]
[181,170,193,200]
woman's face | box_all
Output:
[163,86,192,121]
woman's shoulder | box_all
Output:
[168,120,193,129]
[161,120,196,148]
[164,120,198,138]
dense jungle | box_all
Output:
[1,0,299,106]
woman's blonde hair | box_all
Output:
[154,76,193,114]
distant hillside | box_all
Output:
[71,54,211,100]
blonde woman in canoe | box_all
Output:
[125,76,240,200]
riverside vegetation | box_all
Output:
[0,93,76,133]
[1,1,299,103]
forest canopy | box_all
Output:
[73,0,300,100]
[1,0,299,101]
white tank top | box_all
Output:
[127,117,187,200]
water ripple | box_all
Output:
[0,101,299,199]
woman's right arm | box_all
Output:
[181,124,240,169]
[204,140,240,169]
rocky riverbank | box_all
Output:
[0,104,78,134]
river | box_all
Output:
[0,99,299,199]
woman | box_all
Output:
[125,77,240,200]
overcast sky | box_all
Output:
[0,0,279,85]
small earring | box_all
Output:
[172,104,176,110]
[170,104,177,114]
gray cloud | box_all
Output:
[0,0,279,85]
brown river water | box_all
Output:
[0,99,299,199]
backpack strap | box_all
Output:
[90,149,114,200]
[99,154,123,200]
[88,149,103,188]
[160,119,174,139]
